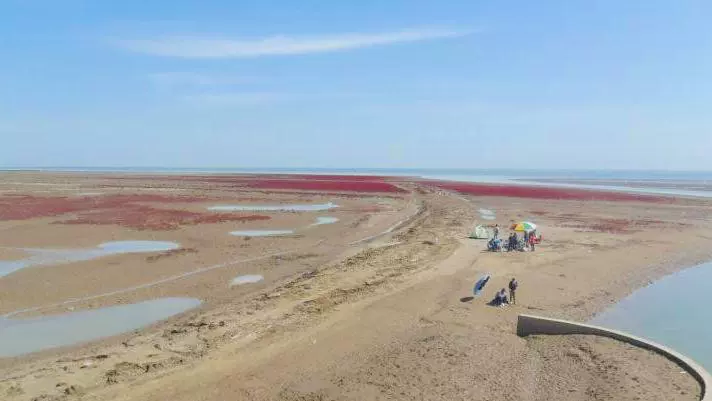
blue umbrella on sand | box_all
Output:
[473,274,491,296]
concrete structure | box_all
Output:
[517,314,711,401]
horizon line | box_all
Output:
[1,166,712,173]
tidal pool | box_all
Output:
[97,241,179,253]
[208,202,338,212]
[478,208,496,220]
[0,241,180,277]
[229,230,294,237]
[310,216,339,226]
[230,274,264,286]
[0,297,201,357]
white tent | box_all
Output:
[469,225,491,239]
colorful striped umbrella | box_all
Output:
[511,221,537,232]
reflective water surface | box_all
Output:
[0,297,201,357]
[591,261,712,371]
[230,274,264,286]
[0,241,180,277]
[229,230,294,237]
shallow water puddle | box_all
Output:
[310,216,339,226]
[478,208,496,220]
[229,230,294,237]
[0,241,180,277]
[208,202,338,212]
[228,217,338,237]
[96,241,180,253]
[0,297,201,357]
[230,274,264,286]
[0,260,32,278]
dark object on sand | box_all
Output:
[473,274,491,296]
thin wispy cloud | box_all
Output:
[147,72,253,87]
[115,28,473,59]
[181,92,293,106]
[181,91,365,107]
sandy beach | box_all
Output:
[1,172,711,400]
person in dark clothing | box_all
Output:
[508,278,518,304]
[494,288,508,306]
[507,233,517,251]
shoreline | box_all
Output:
[0,172,710,400]
[573,245,712,323]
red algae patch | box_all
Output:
[115,175,405,193]
[426,181,669,203]
[258,191,403,199]
[246,179,405,193]
[264,174,390,181]
[57,205,269,231]
[0,195,86,220]
[130,174,390,182]
[0,193,229,223]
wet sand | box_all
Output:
[0,173,413,319]
[0,172,710,400]
[0,248,28,261]
[523,178,712,192]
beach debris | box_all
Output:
[61,384,84,396]
[29,394,57,401]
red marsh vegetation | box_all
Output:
[0,194,269,230]
[245,179,405,193]
[107,174,404,193]
[0,194,210,221]
[58,204,268,231]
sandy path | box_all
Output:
[97,236,701,401]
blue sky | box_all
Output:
[1,0,711,169]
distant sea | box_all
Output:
[2,166,712,179]
[3,167,712,198]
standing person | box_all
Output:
[509,232,518,251]
[529,232,536,251]
[493,224,500,239]
[508,278,518,305]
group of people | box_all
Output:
[490,278,518,307]
[489,224,537,252]
[480,226,524,307]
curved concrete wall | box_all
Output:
[517,314,711,401]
